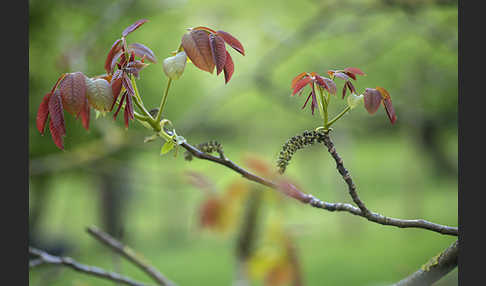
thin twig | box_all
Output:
[392,240,458,286]
[29,258,45,268]
[181,141,458,236]
[320,131,372,216]
[86,225,176,286]
[29,247,152,286]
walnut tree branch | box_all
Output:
[29,247,152,286]
[392,240,458,286]
[319,131,371,216]
[180,140,458,236]
[86,225,176,286]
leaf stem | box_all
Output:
[327,106,351,128]
[155,79,173,124]
[317,86,330,131]
[130,76,153,121]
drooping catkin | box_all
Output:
[277,130,327,174]
[184,140,225,161]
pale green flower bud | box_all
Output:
[347,93,364,109]
[162,51,187,80]
[85,77,115,112]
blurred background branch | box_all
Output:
[29,247,153,286]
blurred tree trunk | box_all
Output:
[98,167,130,240]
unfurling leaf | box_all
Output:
[36,93,51,134]
[318,76,337,95]
[181,30,215,73]
[333,72,352,81]
[209,34,227,75]
[58,72,88,116]
[160,140,175,155]
[223,50,234,84]
[291,77,311,96]
[363,88,383,114]
[128,43,157,63]
[162,51,187,80]
[85,77,115,112]
[216,30,245,56]
[80,99,90,131]
[376,86,390,99]
[122,19,148,37]
[291,72,307,89]
[48,90,66,149]
[383,97,397,124]
[344,67,365,76]
[105,39,123,74]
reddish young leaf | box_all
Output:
[80,100,90,130]
[36,93,51,134]
[277,181,309,203]
[292,77,311,96]
[109,50,123,73]
[110,70,123,110]
[345,72,356,80]
[310,83,318,115]
[125,60,148,79]
[342,82,347,99]
[126,90,134,121]
[376,86,390,99]
[209,34,227,75]
[181,30,215,73]
[122,73,135,96]
[317,76,336,95]
[113,91,127,120]
[333,72,352,81]
[48,90,66,149]
[314,76,327,90]
[58,72,87,116]
[376,87,396,124]
[122,19,148,37]
[124,103,130,128]
[199,197,223,229]
[216,30,245,56]
[50,73,68,93]
[192,26,217,34]
[383,97,397,124]
[346,81,357,94]
[243,156,273,178]
[291,72,307,89]
[48,120,64,150]
[363,88,383,114]
[104,39,123,74]
[265,263,293,286]
[128,43,157,63]
[223,50,234,84]
[301,91,312,109]
[344,67,365,76]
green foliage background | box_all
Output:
[29,0,458,285]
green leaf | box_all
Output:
[160,140,175,155]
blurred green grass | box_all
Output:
[29,0,457,285]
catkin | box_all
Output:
[277,130,327,174]
[184,140,224,161]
